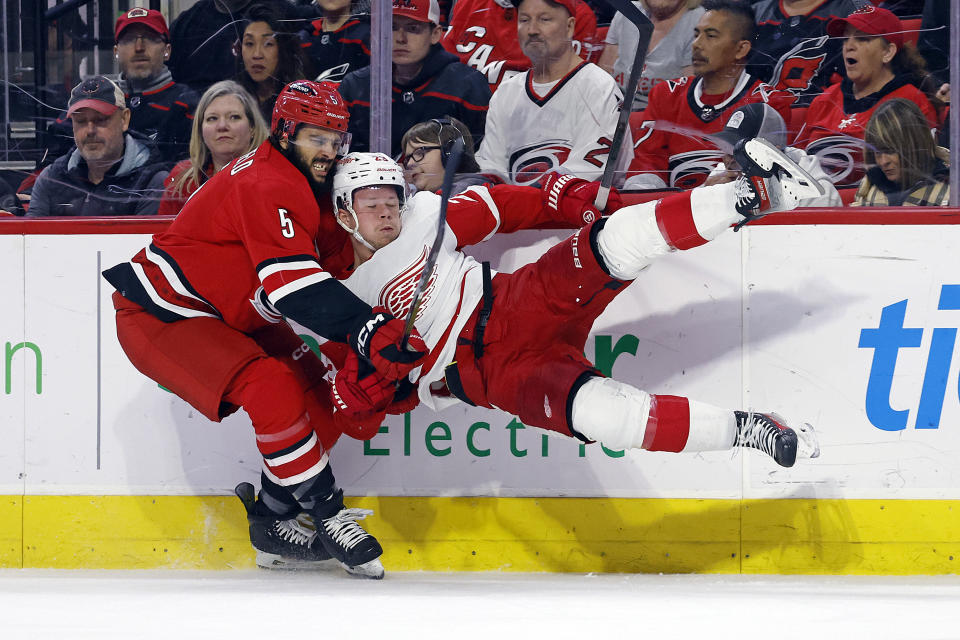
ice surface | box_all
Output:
[1,570,958,640]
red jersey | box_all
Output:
[794,78,938,186]
[441,0,597,93]
[628,73,795,189]
[104,141,357,338]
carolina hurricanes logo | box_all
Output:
[509,141,571,186]
[669,149,727,189]
[806,135,866,186]
[379,245,438,320]
[768,36,830,96]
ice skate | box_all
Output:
[314,505,385,580]
[235,482,336,570]
[734,411,820,467]
[732,137,826,226]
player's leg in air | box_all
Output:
[570,137,823,466]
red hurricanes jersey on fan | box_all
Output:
[794,79,939,186]
[109,141,354,335]
[629,73,795,189]
[441,0,597,92]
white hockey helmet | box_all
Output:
[333,152,409,250]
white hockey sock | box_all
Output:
[686,181,746,244]
[571,378,737,453]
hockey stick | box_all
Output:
[399,138,466,350]
[594,0,653,211]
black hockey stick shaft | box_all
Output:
[594,0,653,210]
[399,138,466,350]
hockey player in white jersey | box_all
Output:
[329,141,823,470]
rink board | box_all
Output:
[1,215,959,573]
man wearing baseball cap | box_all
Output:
[337,0,490,155]
[703,102,840,207]
[27,75,169,217]
[114,7,198,164]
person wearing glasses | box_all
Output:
[400,117,504,195]
[114,8,199,164]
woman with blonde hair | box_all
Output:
[159,81,269,215]
[854,98,950,207]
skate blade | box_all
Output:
[340,557,385,580]
[794,421,820,460]
[255,551,338,571]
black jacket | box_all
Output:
[27,131,169,216]
[338,44,491,156]
[123,70,199,164]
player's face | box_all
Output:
[241,21,279,85]
[392,16,442,68]
[403,138,445,193]
[114,25,170,82]
[71,106,130,166]
[201,94,255,169]
[347,186,402,250]
[288,125,344,185]
[517,0,575,65]
[691,11,749,76]
[841,27,896,89]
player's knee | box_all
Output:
[231,357,306,433]
[596,202,672,280]
[570,377,652,450]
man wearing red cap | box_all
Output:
[338,0,490,156]
[475,0,626,186]
[795,4,939,186]
[27,75,170,216]
[114,8,199,164]
[442,0,597,93]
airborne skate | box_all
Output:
[235,482,335,570]
[314,499,385,580]
[733,411,820,467]
[731,137,826,227]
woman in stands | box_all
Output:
[158,81,269,215]
[400,116,501,195]
[853,98,950,206]
[794,5,940,187]
[236,2,307,124]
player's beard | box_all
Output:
[276,138,336,202]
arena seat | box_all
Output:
[838,186,858,205]
[788,107,808,145]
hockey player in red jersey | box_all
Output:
[626,0,795,190]
[102,80,428,579]
[327,142,824,482]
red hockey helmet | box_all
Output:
[271,80,351,149]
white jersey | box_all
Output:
[476,62,631,187]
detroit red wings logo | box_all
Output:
[379,245,438,320]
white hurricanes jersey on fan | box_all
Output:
[340,190,486,410]
[476,62,631,186]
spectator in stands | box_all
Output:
[853,98,950,206]
[299,0,371,84]
[748,0,856,107]
[158,81,269,215]
[0,178,25,217]
[338,0,490,156]
[703,102,840,206]
[400,116,502,194]
[476,0,626,186]
[626,0,794,190]
[442,0,597,93]
[598,0,705,111]
[237,3,308,125]
[27,76,169,217]
[168,0,253,95]
[114,8,199,164]
[795,5,940,186]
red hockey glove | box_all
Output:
[541,172,624,226]
[351,306,428,380]
[330,351,395,440]
[386,377,421,415]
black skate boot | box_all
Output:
[235,482,334,570]
[311,488,385,579]
[734,411,820,468]
[731,137,826,229]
